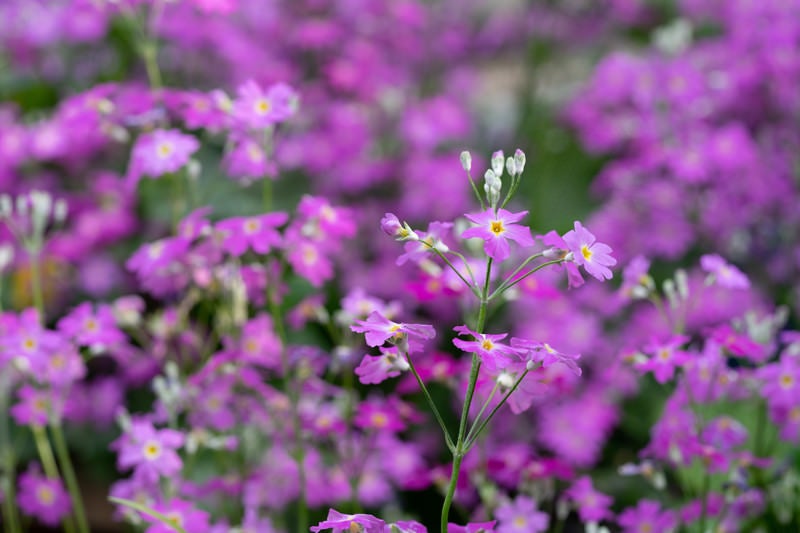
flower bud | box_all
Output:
[460,150,472,172]
[505,156,517,177]
[484,169,501,208]
[514,149,526,175]
[491,150,504,178]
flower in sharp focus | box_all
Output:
[562,221,616,281]
[453,325,524,372]
[462,208,535,262]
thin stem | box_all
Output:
[31,425,76,533]
[499,173,521,209]
[405,351,455,451]
[464,369,529,450]
[465,169,485,211]
[51,423,90,533]
[268,282,307,533]
[440,258,492,533]
[449,251,478,288]
[463,380,499,445]
[0,377,22,533]
[428,246,478,297]
[488,259,563,300]
[29,251,45,320]
[490,252,545,297]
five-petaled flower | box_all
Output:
[562,221,616,281]
[462,208,535,262]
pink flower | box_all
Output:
[355,347,409,385]
[17,464,72,526]
[447,521,496,533]
[700,254,750,289]
[354,399,406,432]
[310,509,385,533]
[462,208,535,261]
[511,338,582,376]
[562,221,616,281]
[452,325,523,372]
[145,499,210,533]
[564,476,614,522]
[215,212,288,256]
[117,419,184,483]
[351,311,435,349]
[636,336,690,384]
[232,80,297,130]
[495,496,549,533]
[127,129,199,184]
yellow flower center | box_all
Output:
[51,354,65,369]
[302,245,318,265]
[349,523,365,533]
[481,339,494,351]
[640,522,653,533]
[513,516,526,528]
[581,244,593,261]
[490,220,505,235]
[37,486,55,506]
[156,142,173,158]
[371,413,388,428]
[658,349,671,361]
[254,98,271,115]
[85,318,98,332]
[243,218,260,234]
[780,374,794,388]
[23,338,37,351]
[166,512,184,529]
[143,441,162,460]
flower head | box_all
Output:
[17,464,72,526]
[700,254,749,289]
[310,508,386,532]
[462,208,534,261]
[562,221,616,281]
[351,311,435,350]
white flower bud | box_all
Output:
[496,371,515,389]
[675,268,689,300]
[460,150,472,172]
[514,149,526,175]
[505,156,517,177]
[53,199,68,225]
[0,195,11,218]
[491,150,504,178]
[484,169,501,208]
[0,244,13,273]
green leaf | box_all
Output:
[109,497,188,533]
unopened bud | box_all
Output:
[484,169,502,208]
[53,199,68,224]
[514,149,526,175]
[505,156,517,177]
[491,150,504,178]
[460,150,472,172]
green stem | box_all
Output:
[488,259,563,300]
[0,377,22,533]
[268,283,307,533]
[440,258,492,533]
[29,252,45,320]
[463,381,499,444]
[141,41,162,90]
[263,178,273,212]
[464,369,530,450]
[465,170,486,211]
[51,423,90,533]
[31,425,76,533]
[405,350,455,451]
[429,247,478,297]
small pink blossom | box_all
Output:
[462,208,534,261]
[562,221,616,281]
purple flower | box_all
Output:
[17,464,72,526]
[117,419,184,483]
[351,311,435,349]
[562,221,616,281]
[144,499,211,533]
[215,212,288,257]
[447,522,496,533]
[511,338,582,376]
[127,129,199,184]
[700,254,750,289]
[462,208,535,261]
[495,496,548,533]
[310,509,386,533]
[355,347,409,385]
[564,476,614,522]
[453,325,523,372]
[618,500,677,533]
[232,80,297,130]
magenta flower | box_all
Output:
[10,385,58,427]
[215,212,288,256]
[540,230,584,288]
[453,325,523,372]
[355,347,409,385]
[354,400,406,432]
[495,496,549,533]
[17,464,72,526]
[700,254,750,289]
[286,238,333,287]
[310,509,386,533]
[144,499,211,533]
[127,129,199,184]
[511,338,582,376]
[351,311,435,349]
[57,302,126,351]
[232,80,297,130]
[564,476,614,522]
[391,520,428,533]
[117,419,185,483]
[447,520,496,532]
[561,221,616,281]
[462,208,535,261]
[618,500,677,533]
[636,335,690,384]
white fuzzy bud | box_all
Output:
[491,150,504,178]
[514,149,526,175]
[505,156,517,177]
[460,151,472,172]
[484,169,502,208]
[53,199,68,225]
